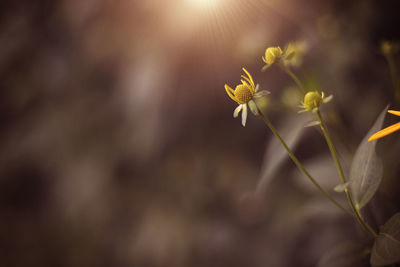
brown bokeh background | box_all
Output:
[1,0,400,266]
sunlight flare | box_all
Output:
[184,0,222,10]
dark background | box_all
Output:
[1,0,400,266]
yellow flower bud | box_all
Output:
[302,91,323,111]
[263,46,283,65]
[381,41,393,55]
[381,41,396,55]
[283,41,308,67]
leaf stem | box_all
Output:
[316,110,378,238]
[257,106,353,217]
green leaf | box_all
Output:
[371,213,400,266]
[349,106,387,209]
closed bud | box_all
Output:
[263,46,283,65]
[302,91,323,111]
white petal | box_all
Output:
[241,104,248,127]
[248,100,258,115]
[255,84,260,92]
[233,104,243,118]
[323,95,333,103]
[333,182,350,193]
[254,90,270,98]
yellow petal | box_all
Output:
[368,122,400,141]
[388,110,400,116]
[242,68,255,88]
[241,75,253,87]
[240,79,251,88]
[262,56,267,64]
[225,84,235,94]
[240,80,254,94]
[225,84,239,103]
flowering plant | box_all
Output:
[223,43,400,266]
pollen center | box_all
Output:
[234,84,253,104]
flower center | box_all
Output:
[234,84,253,104]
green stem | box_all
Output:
[257,106,353,217]
[280,63,306,94]
[316,111,378,238]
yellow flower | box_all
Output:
[299,91,333,113]
[380,41,398,56]
[283,41,308,67]
[368,110,400,141]
[262,46,283,65]
[225,68,270,126]
[261,43,307,71]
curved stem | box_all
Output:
[257,106,353,217]
[316,111,378,238]
[280,63,306,94]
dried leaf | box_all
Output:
[349,106,387,209]
[371,213,400,266]
[256,116,308,195]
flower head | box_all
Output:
[282,41,308,67]
[368,110,400,141]
[381,41,398,56]
[299,90,333,113]
[261,43,308,71]
[262,46,283,65]
[225,68,270,126]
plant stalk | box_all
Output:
[280,63,306,94]
[257,106,353,217]
[316,111,378,238]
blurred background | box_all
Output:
[1,0,400,266]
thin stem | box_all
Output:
[316,111,378,238]
[382,53,399,180]
[257,106,353,217]
[280,63,306,94]
[384,53,400,102]
[316,111,346,184]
